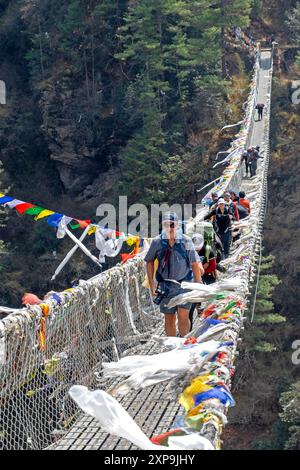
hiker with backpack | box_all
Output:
[188,232,217,331]
[145,211,204,337]
[191,233,217,285]
[223,191,240,222]
[204,198,233,259]
[242,149,251,177]
[248,146,263,177]
[255,103,265,121]
[238,191,251,215]
[208,191,219,208]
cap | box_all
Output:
[217,198,226,205]
[162,211,179,223]
[192,233,204,250]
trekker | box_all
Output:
[208,191,219,208]
[249,146,263,177]
[242,149,250,176]
[204,199,233,259]
[256,103,265,121]
[239,191,251,215]
[192,233,217,285]
[229,190,239,202]
[145,212,203,337]
[188,233,217,331]
[224,191,239,221]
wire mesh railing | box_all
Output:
[0,259,161,449]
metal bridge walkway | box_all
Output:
[48,49,273,451]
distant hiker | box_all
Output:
[256,103,265,121]
[229,190,239,202]
[192,233,217,285]
[238,191,251,215]
[236,201,249,220]
[145,211,203,337]
[242,149,250,176]
[204,198,232,259]
[268,34,275,46]
[189,233,217,331]
[223,191,239,221]
[208,191,219,208]
[248,146,263,177]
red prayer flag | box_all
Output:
[75,219,91,228]
[15,203,35,214]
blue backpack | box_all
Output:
[156,235,192,282]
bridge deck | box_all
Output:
[48,49,272,451]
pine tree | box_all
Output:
[116,0,170,203]
[214,0,252,77]
[280,382,300,450]
[116,0,229,203]
[285,3,300,44]
[58,0,86,65]
[252,255,284,352]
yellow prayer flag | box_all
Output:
[88,226,97,235]
[125,236,140,246]
[35,209,55,221]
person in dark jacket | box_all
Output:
[223,192,239,221]
[249,146,263,177]
[204,198,233,259]
[242,149,250,176]
[238,191,251,215]
[208,191,219,209]
[256,103,265,121]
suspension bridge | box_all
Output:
[0,45,274,451]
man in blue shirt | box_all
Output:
[145,212,203,337]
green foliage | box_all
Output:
[255,314,286,324]
[257,273,281,298]
[284,426,300,450]
[254,342,277,353]
[280,382,300,424]
[254,259,281,318]
[252,255,282,350]
[279,382,300,449]
[252,438,278,450]
[117,0,242,203]
[285,2,300,44]
[250,0,263,15]
[57,0,86,63]
[217,0,252,29]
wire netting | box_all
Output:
[0,259,161,449]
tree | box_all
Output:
[116,0,230,203]
[285,2,300,44]
[116,0,172,203]
[213,0,252,77]
[280,382,300,450]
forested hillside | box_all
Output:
[0,0,253,304]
